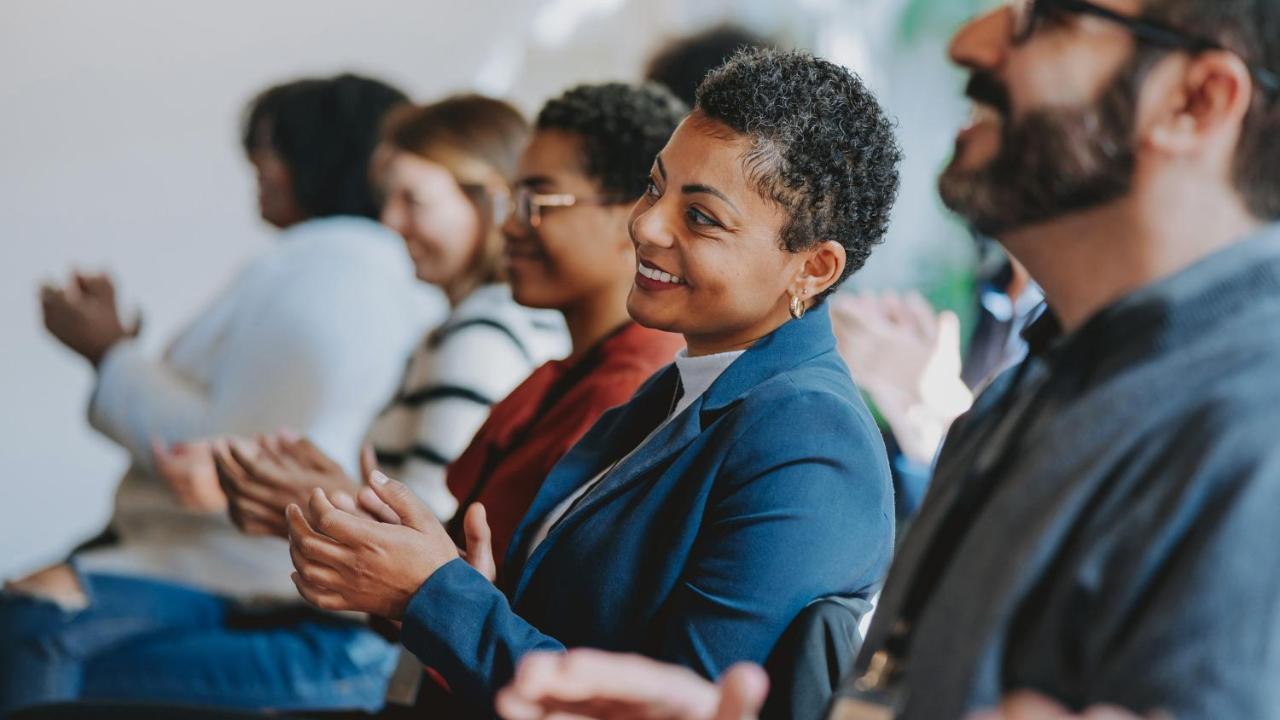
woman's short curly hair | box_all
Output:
[695,49,902,297]
[535,83,688,199]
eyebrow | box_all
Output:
[518,175,555,188]
[682,183,738,213]
[655,154,739,214]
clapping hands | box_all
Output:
[40,271,138,366]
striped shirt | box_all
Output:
[366,283,568,519]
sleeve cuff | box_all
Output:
[399,557,563,710]
[87,338,150,459]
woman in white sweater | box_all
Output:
[1,74,445,715]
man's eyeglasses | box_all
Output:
[1009,0,1280,95]
[511,186,633,228]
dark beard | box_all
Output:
[938,57,1147,237]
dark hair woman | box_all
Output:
[284,49,902,716]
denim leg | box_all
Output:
[0,571,229,715]
[79,617,398,712]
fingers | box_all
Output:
[903,291,939,337]
[367,471,434,531]
[500,650,719,720]
[232,494,289,537]
[712,663,769,720]
[937,310,963,354]
[358,486,402,524]
[291,571,349,612]
[286,502,352,569]
[306,487,376,545]
[360,442,379,482]
[464,503,496,582]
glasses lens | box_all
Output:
[513,187,533,226]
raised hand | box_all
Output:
[39,271,138,366]
[830,290,973,464]
[496,649,769,720]
[286,472,461,619]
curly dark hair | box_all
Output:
[695,48,901,297]
[242,73,408,220]
[535,83,687,199]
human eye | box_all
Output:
[644,176,662,199]
[686,206,722,229]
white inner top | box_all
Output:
[525,347,745,559]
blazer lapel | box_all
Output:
[503,365,681,589]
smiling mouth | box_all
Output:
[637,259,686,286]
[964,101,1004,131]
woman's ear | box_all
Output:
[792,240,847,303]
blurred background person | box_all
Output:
[830,236,1042,527]
[365,95,570,519]
[0,73,443,715]
[443,82,688,571]
[645,24,777,106]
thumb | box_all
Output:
[463,503,496,582]
[713,663,769,720]
[368,471,433,531]
[360,443,379,482]
[936,310,961,353]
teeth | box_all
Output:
[638,262,684,285]
[970,103,1002,126]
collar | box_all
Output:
[672,348,745,417]
[1023,224,1280,372]
[697,300,839,418]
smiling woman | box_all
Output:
[281,49,904,717]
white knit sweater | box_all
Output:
[77,216,446,601]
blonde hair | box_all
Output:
[381,94,529,294]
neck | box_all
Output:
[561,280,635,361]
[443,274,484,308]
[684,304,793,358]
[1000,181,1261,334]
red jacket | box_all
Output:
[446,322,683,567]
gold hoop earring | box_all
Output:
[789,294,806,320]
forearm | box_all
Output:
[88,340,210,467]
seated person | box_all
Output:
[364,95,570,519]
[283,49,901,715]
[444,82,689,568]
[214,83,687,575]
[0,74,443,715]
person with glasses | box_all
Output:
[488,0,1280,718]
[276,50,900,717]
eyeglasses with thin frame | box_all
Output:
[1008,0,1280,96]
[511,186,632,228]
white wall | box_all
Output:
[0,0,970,578]
[0,0,704,578]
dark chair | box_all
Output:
[761,595,873,720]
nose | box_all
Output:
[949,5,1013,72]
[501,207,527,243]
[628,199,676,251]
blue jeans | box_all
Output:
[0,570,398,716]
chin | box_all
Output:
[625,290,680,333]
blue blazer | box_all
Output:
[400,303,895,712]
